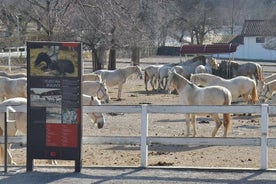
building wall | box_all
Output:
[214,37,276,61]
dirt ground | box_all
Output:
[4,56,276,169]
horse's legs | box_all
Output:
[191,114,197,137]
[223,113,231,137]
[150,77,155,90]
[117,84,123,99]
[210,114,222,137]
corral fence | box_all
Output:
[1,104,276,171]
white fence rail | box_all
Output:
[1,104,276,170]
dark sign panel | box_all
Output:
[26,41,82,172]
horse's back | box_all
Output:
[196,86,231,105]
[182,84,231,106]
[0,97,27,106]
[94,69,124,86]
[82,73,102,81]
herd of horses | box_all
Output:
[0,55,275,165]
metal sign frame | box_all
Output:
[26,41,82,172]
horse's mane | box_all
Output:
[228,60,239,69]
[191,55,206,64]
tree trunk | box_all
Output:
[92,48,102,71]
[108,48,116,70]
[131,47,140,66]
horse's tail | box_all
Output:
[223,90,232,137]
[251,81,258,104]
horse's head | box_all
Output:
[190,74,197,83]
[208,57,219,70]
[259,83,271,103]
[135,65,143,79]
[35,52,51,66]
[97,81,110,103]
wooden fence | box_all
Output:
[1,104,276,170]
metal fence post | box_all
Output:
[4,112,8,173]
[260,104,269,170]
[141,104,148,167]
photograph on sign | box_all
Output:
[29,45,78,77]
[30,88,61,107]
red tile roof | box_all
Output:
[241,20,276,36]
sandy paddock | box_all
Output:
[4,57,276,169]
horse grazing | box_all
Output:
[94,66,143,99]
[190,73,258,104]
[259,80,276,103]
[166,71,232,137]
[83,94,105,128]
[144,65,163,91]
[258,74,276,93]
[0,76,27,101]
[214,60,263,85]
[195,57,219,74]
[35,52,75,76]
[0,71,26,78]
[82,81,110,103]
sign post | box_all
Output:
[26,41,82,172]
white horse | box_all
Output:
[94,66,143,99]
[259,80,276,103]
[157,64,174,90]
[195,57,219,74]
[190,73,258,105]
[82,73,102,82]
[0,76,27,101]
[144,65,163,91]
[166,71,232,137]
[82,81,110,103]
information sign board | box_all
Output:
[26,41,82,172]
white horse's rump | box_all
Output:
[190,73,258,104]
[82,81,110,103]
[144,65,163,91]
[0,76,27,101]
[166,71,232,137]
[157,64,174,89]
[94,66,143,99]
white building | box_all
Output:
[215,20,276,61]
